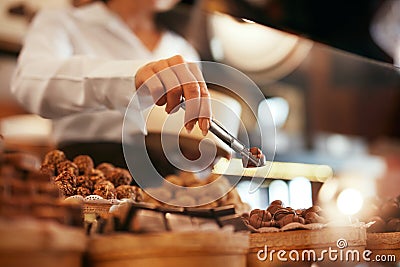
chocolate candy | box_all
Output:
[56,160,79,176]
[73,155,94,175]
[55,180,76,197]
[367,216,387,233]
[93,188,115,199]
[96,162,115,178]
[115,185,137,200]
[245,147,265,168]
[43,150,66,166]
[40,163,56,177]
[109,168,132,187]
[88,169,105,183]
[386,218,400,232]
[76,186,91,197]
[54,171,77,197]
[76,175,93,191]
[277,214,305,228]
[94,180,114,191]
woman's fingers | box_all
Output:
[187,62,211,135]
[135,55,211,134]
[135,62,166,106]
[167,55,202,133]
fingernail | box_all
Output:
[201,119,209,136]
[186,123,194,134]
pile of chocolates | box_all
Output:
[40,150,143,201]
[142,172,249,212]
[244,200,327,229]
[0,135,82,226]
[364,195,400,233]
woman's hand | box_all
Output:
[135,55,211,135]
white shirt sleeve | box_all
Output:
[370,0,400,65]
[11,9,147,122]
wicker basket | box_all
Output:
[83,203,113,217]
[0,219,87,267]
[248,226,367,267]
[87,231,249,267]
[366,232,400,263]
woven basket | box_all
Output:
[83,203,113,217]
[87,231,249,267]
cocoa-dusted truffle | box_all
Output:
[55,180,76,197]
[109,168,132,187]
[54,170,77,187]
[76,186,91,197]
[39,163,56,177]
[54,170,77,197]
[88,169,105,184]
[93,188,115,199]
[94,180,114,193]
[56,160,79,176]
[115,185,138,200]
[43,150,66,166]
[76,175,93,191]
[96,162,115,178]
[73,155,94,175]
[93,178,116,199]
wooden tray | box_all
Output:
[248,226,367,267]
[87,231,249,267]
[366,232,400,263]
[0,219,86,267]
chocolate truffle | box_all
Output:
[76,186,91,197]
[43,150,66,166]
[76,175,93,191]
[109,168,132,187]
[56,160,79,176]
[73,155,94,175]
[115,185,137,200]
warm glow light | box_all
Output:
[289,177,312,209]
[269,180,289,206]
[336,188,364,215]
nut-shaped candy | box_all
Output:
[267,204,282,215]
[73,155,94,175]
[381,201,400,220]
[56,160,79,176]
[43,150,66,166]
[304,211,325,224]
[386,218,400,232]
[270,200,283,206]
[367,216,386,233]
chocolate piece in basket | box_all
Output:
[115,185,143,201]
[108,167,133,187]
[88,168,106,184]
[76,175,94,191]
[56,160,79,176]
[93,180,116,199]
[73,155,94,175]
[365,195,400,233]
[43,149,67,166]
[54,170,77,197]
[245,200,327,230]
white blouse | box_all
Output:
[11,2,200,144]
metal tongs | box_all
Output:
[180,100,265,167]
